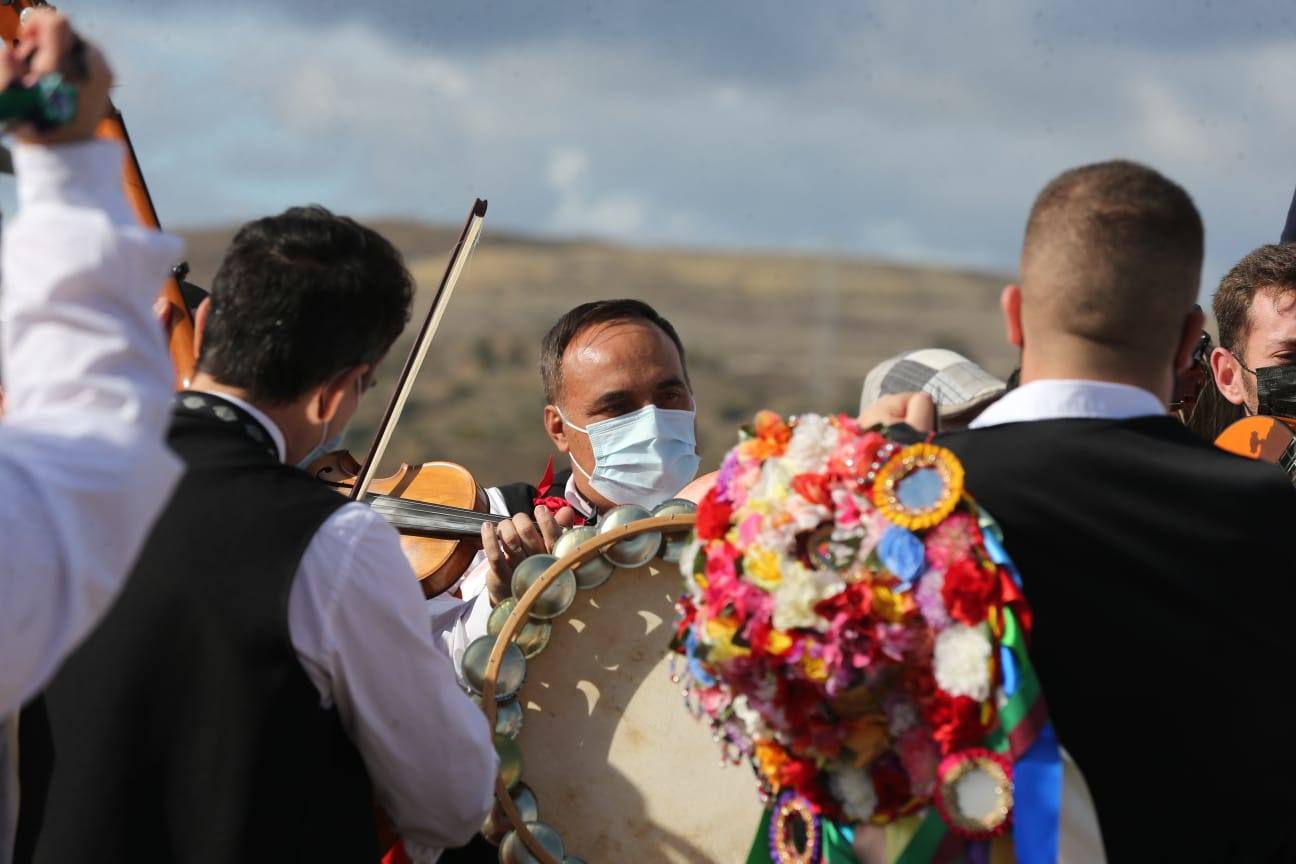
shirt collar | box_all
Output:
[563,472,598,521]
[969,379,1165,429]
[193,389,287,462]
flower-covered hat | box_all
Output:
[673,412,1053,863]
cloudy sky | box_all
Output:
[54,0,1296,292]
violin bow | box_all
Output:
[0,0,197,387]
[349,199,488,501]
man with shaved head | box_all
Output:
[934,161,1296,861]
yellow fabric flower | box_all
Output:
[705,616,751,661]
[766,630,794,655]
[802,653,829,683]
[744,546,783,590]
[871,585,911,623]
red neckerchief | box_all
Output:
[533,456,587,526]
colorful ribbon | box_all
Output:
[745,507,1062,863]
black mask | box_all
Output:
[1254,364,1296,418]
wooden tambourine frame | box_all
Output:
[482,513,697,864]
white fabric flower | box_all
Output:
[679,537,706,589]
[933,625,993,701]
[731,695,770,739]
[771,559,843,632]
[886,699,919,737]
[829,766,878,822]
[784,413,839,475]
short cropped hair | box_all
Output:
[1021,160,1203,354]
[540,299,687,404]
[198,206,414,403]
[1213,244,1296,353]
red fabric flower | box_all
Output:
[531,456,586,525]
[925,690,990,756]
[827,431,888,481]
[695,487,734,541]
[792,472,833,507]
[813,580,872,622]
[871,758,914,817]
[941,557,999,625]
[533,495,586,525]
[779,756,820,791]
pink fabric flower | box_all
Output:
[924,513,983,569]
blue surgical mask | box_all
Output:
[559,404,701,509]
[297,426,346,471]
[298,377,361,469]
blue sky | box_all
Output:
[45,1,1296,293]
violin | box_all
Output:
[96,109,197,386]
[309,452,504,597]
[1215,415,1296,486]
[308,199,496,598]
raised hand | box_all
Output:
[1,9,112,146]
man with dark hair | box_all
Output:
[929,161,1296,860]
[1209,243,1296,418]
[426,297,699,863]
[428,298,698,665]
[487,298,697,584]
[20,206,497,863]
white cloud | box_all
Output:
[62,1,1296,294]
[547,148,589,192]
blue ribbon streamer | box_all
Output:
[1013,720,1063,864]
[980,507,1062,863]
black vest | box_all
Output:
[940,417,1296,862]
[19,395,376,864]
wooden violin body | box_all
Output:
[1215,415,1296,485]
[308,450,504,598]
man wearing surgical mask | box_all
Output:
[431,299,698,864]
[1211,243,1296,419]
[441,300,698,608]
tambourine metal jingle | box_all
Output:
[651,498,697,563]
[481,781,538,845]
[511,553,578,620]
[599,504,662,568]
[499,821,565,864]
[552,525,614,589]
[488,598,553,658]
[495,733,524,790]
[462,636,526,702]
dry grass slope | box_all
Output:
[179,221,1016,489]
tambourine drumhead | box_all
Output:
[512,560,763,862]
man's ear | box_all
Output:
[1001,284,1024,349]
[1210,346,1248,407]
[543,404,569,454]
[313,365,368,425]
[192,296,211,363]
[1174,307,1206,373]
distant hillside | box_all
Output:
[179,222,1016,489]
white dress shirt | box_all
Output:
[197,393,497,860]
[0,139,183,713]
[427,470,595,676]
[966,377,1150,863]
[0,139,185,861]
[970,379,1165,428]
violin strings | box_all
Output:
[365,493,506,527]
